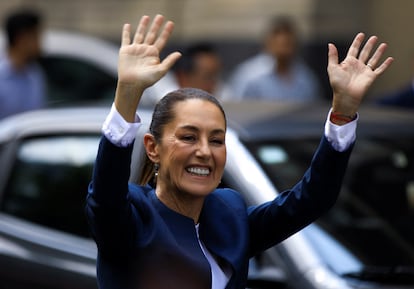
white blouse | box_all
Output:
[196,224,232,289]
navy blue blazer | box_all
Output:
[86,135,353,289]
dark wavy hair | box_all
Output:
[139,87,226,185]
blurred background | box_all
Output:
[0,0,412,101]
[1,2,414,288]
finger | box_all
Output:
[358,35,378,63]
[346,32,365,58]
[327,43,339,69]
[159,51,182,72]
[367,42,388,69]
[133,15,150,44]
[121,23,131,47]
[374,56,394,75]
[143,14,164,45]
[154,21,175,52]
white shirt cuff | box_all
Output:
[324,108,357,152]
[102,103,141,147]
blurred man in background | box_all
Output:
[228,16,321,102]
[173,42,225,95]
[141,42,230,105]
[0,9,46,119]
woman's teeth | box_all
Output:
[187,167,210,176]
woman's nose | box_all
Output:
[196,139,211,158]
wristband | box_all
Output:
[330,112,356,124]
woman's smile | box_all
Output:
[186,166,211,177]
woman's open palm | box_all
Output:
[328,33,393,115]
[117,15,181,89]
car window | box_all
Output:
[39,56,116,106]
[247,137,414,268]
[0,135,100,238]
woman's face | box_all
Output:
[156,98,226,198]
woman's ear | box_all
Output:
[143,133,160,163]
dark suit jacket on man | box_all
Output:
[86,135,353,289]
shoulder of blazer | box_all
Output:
[209,188,247,211]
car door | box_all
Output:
[0,214,97,289]
[0,134,100,289]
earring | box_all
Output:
[151,163,159,187]
[154,163,159,179]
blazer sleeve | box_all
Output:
[85,136,139,256]
[247,135,354,257]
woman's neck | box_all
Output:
[155,187,205,224]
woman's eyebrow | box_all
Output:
[179,125,225,135]
[179,125,199,132]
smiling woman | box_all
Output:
[141,89,227,214]
[85,14,393,289]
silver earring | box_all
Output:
[154,163,159,179]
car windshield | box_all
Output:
[246,136,414,273]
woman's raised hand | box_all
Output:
[327,33,393,121]
[115,15,181,121]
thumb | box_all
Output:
[327,43,339,71]
[160,51,182,72]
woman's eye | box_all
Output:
[182,135,196,142]
[210,139,224,145]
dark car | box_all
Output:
[0,108,106,289]
[223,102,414,289]
[0,103,414,289]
